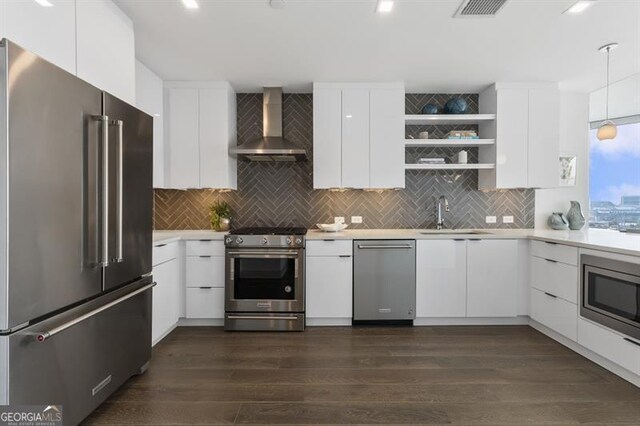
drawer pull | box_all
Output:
[199,239,213,242]
[453,238,465,241]
[199,286,213,289]
[545,241,558,245]
[339,255,351,258]
[155,243,167,248]
[545,258,558,263]
[323,239,336,242]
[468,238,481,241]
[544,292,558,299]
[624,337,640,348]
[199,255,212,258]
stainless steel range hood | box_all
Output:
[230,87,307,162]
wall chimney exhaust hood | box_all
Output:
[230,87,307,162]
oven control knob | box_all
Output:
[262,237,268,245]
[295,238,302,245]
[284,285,292,293]
[236,237,243,244]
[286,237,292,245]
[225,237,233,244]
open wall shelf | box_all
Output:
[405,163,495,171]
[405,139,495,148]
[405,114,496,125]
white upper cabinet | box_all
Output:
[528,88,560,188]
[164,82,237,190]
[76,0,135,104]
[135,60,165,188]
[313,83,405,189]
[341,89,370,188]
[313,88,342,188]
[370,89,405,189]
[1,0,77,74]
[479,83,559,190]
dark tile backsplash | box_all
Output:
[154,93,534,230]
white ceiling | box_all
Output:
[115,0,640,93]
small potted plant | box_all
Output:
[210,201,231,231]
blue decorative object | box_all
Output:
[548,212,570,230]
[444,97,468,114]
[421,103,439,114]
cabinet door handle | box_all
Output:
[155,243,167,248]
[546,241,558,245]
[339,255,351,258]
[199,286,213,289]
[624,337,640,348]
[323,239,336,242]
[468,238,481,241]
[199,255,212,258]
[545,258,558,263]
[544,292,558,299]
[199,239,213,242]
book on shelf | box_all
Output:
[444,130,478,139]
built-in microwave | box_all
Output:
[580,254,640,341]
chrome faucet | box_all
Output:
[435,196,450,230]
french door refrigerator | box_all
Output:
[0,40,153,425]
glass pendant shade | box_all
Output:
[597,121,617,141]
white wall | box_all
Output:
[135,60,164,187]
[590,73,640,121]
[534,92,590,229]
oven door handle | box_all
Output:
[227,315,300,321]
[226,251,300,257]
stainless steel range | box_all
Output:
[224,227,306,331]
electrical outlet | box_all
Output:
[334,216,345,224]
[503,215,514,224]
[485,216,497,224]
[351,216,363,224]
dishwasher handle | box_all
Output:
[357,244,414,250]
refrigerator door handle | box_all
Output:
[111,119,124,263]
[92,115,109,267]
[33,282,156,342]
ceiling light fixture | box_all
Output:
[182,0,199,10]
[563,0,596,14]
[34,0,53,6]
[270,0,286,9]
[376,0,394,13]
[597,43,619,141]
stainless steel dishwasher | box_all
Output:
[353,240,416,324]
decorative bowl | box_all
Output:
[444,97,468,114]
[421,103,439,114]
[316,223,349,232]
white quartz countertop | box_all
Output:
[153,228,640,256]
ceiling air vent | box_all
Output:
[453,0,509,17]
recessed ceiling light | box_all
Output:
[270,0,286,9]
[563,0,596,14]
[182,0,199,9]
[376,0,394,13]
[34,0,53,6]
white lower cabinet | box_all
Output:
[186,256,225,288]
[186,287,225,319]
[185,240,225,319]
[578,318,640,376]
[416,240,467,317]
[306,241,353,321]
[530,288,578,341]
[466,240,518,317]
[152,254,180,345]
[530,256,578,304]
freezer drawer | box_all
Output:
[353,240,416,322]
[0,278,152,425]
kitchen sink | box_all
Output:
[419,230,491,235]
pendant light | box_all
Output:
[597,43,619,141]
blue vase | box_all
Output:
[421,103,439,114]
[444,97,468,114]
[566,201,585,230]
[548,212,570,230]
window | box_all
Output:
[589,121,640,230]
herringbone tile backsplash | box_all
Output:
[154,93,534,230]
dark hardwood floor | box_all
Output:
[83,326,640,425]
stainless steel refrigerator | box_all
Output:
[0,40,153,425]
